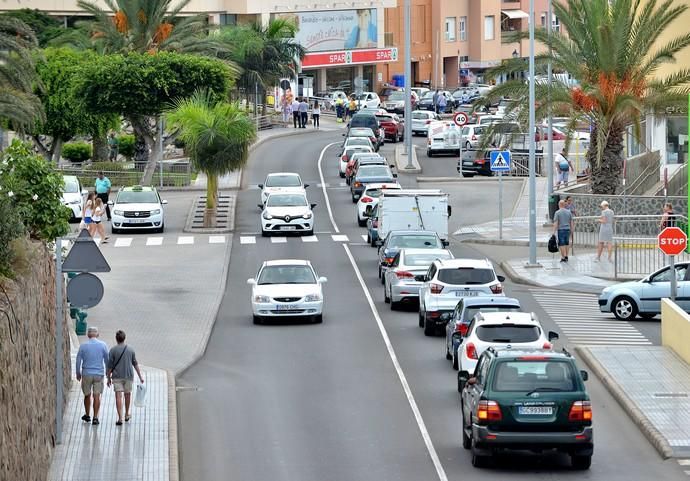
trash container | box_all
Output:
[548,194,560,221]
[74,310,88,335]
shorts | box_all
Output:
[81,375,104,395]
[93,220,101,224]
[557,228,571,246]
[84,217,92,224]
[112,378,133,393]
[557,170,569,184]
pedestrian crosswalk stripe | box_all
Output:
[271,237,287,243]
[301,235,319,242]
[114,237,132,248]
[240,236,256,245]
[361,234,368,241]
[209,235,226,244]
[146,237,163,246]
[332,234,349,242]
[177,236,194,245]
[679,459,690,466]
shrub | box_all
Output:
[90,161,126,172]
[118,134,135,159]
[62,141,92,163]
[0,196,25,278]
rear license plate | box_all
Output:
[281,226,297,231]
[518,406,553,415]
[276,304,299,310]
[128,218,148,224]
[456,291,478,297]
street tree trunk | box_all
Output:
[92,133,108,162]
[204,172,218,227]
[32,135,64,163]
[588,123,625,195]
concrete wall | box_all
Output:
[661,298,690,364]
[562,191,686,218]
[0,242,71,481]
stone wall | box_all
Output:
[0,242,71,481]
[559,191,686,218]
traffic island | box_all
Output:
[394,144,421,174]
[184,193,235,233]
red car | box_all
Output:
[375,113,405,142]
[536,126,567,141]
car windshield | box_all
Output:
[492,361,576,392]
[63,177,80,193]
[464,305,521,321]
[117,191,159,204]
[257,265,316,285]
[265,174,301,188]
[405,252,452,266]
[389,235,441,248]
[475,324,540,343]
[422,92,435,100]
[357,94,371,100]
[437,268,495,284]
[376,115,394,122]
[358,166,391,178]
[266,194,307,207]
[412,111,431,120]
[388,92,406,101]
[346,138,371,146]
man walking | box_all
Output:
[75,326,109,425]
[554,148,573,188]
[553,199,573,263]
[95,171,112,221]
[298,97,309,128]
[437,93,447,114]
[291,97,300,128]
[107,330,144,426]
[107,132,119,161]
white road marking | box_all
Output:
[240,236,256,245]
[361,234,368,241]
[317,141,342,233]
[342,244,448,481]
[177,236,194,245]
[209,235,226,244]
[677,460,690,465]
[317,183,329,188]
[114,237,132,248]
[301,235,319,242]
[146,237,164,246]
[331,234,349,242]
[339,182,347,187]
[271,237,287,243]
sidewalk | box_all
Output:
[577,345,690,458]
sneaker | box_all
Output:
[565,256,569,262]
[92,418,100,425]
[81,414,91,422]
[560,258,566,263]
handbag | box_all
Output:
[548,234,559,253]
[134,382,147,407]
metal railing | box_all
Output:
[57,161,193,188]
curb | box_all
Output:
[459,237,549,247]
[182,194,235,234]
[417,176,524,183]
[394,144,422,174]
[167,369,179,481]
[498,260,542,288]
[574,346,674,460]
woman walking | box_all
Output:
[312,101,321,129]
[660,203,675,229]
[92,197,108,243]
[83,192,95,237]
[595,201,614,262]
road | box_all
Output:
[177,131,687,480]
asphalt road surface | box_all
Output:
[177,131,686,481]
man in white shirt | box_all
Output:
[554,148,573,188]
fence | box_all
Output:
[58,160,193,188]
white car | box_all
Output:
[419,258,505,336]
[110,185,167,234]
[383,248,454,309]
[411,111,439,136]
[61,175,87,221]
[457,311,558,374]
[340,145,374,177]
[356,92,381,109]
[260,192,315,236]
[461,124,485,150]
[259,172,307,205]
[356,182,401,226]
[426,121,461,157]
[247,259,327,324]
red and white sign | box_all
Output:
[301,48,398,68]
[658,227,687,256]
[453,112,469,127]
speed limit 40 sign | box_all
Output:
[453,112,468,127]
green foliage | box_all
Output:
[0,194,25,278]
[62,142,92,163]
[0,141,70,241]
[1,8,62,47]
[117,134,136,158]
[75,52,233,118]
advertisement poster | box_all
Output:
[277,9,377,52]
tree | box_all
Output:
[165,89,256,225]
[1,8,64,47]
[484,0,690,194]
[75,52,234,184]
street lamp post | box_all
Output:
[546,0,554,206]
[403,0,412,166]
[528,0,538,265]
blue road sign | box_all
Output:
[490,150,511,172]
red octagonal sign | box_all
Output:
[658,226,688,256]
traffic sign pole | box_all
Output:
[499,172,503,240]
[670,254,676,302]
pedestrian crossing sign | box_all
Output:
[490,150,511,172]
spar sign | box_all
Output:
[658,226,687,256]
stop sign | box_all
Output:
[658,227,688,256]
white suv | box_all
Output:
[418,258,505,336]
[457,311,559,374]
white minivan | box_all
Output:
[426,121,461,157]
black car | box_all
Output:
[459,150,493,177]
[350,165,397,202]
[459,348,593,469]
[348,114,384,148]
[417,91,455,113]
[376,230,447,282]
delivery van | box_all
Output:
[426,121,461,157]
[374,189,451,242]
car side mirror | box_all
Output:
[107,200,114,206]
[304,184,310,188]
[580,370,589,382]
[310,203,317,209]
[246,278,256,285]
[414,274,426,282]
[342,133,346,136]
[447,205,452,217]
[458,370,470,389]
[81,189,89,196]
[497,275,505,282]
[258,204,264,210]
[452,332,463,342]
[258,184,263,189]
[442,240,450,247]
[390,164,396,169]
[392,173,398,178]
[548,331,559,342]
[161,199,168,205]
[318,276,328,283]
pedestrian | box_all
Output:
[335,96,345,123]
[82,191,95,234]
[312,100,321,129]
[554,148,573,188]
[75,326,109,425]
[660,202,676,229]
[298,97,309,128]
[564,196,577,216]
[348,95,358,119]
[95,171,112,221]
[291,97,300,128]
[595,201,614,262]
[281,96,292,127]
[107,132,119,161]
[432,90,439,113]
[437,93,447,114]
[93,197,108,243]
[461,90,470,104]
[107,330,145,426]
[552,199,573,262]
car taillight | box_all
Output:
[466,342,478,360]
[456,323,468,336]
[568,401,592,422]
[354,181,362,187]
[542,342,552,349]
[430,283,444,294]
[425,120,431,124]
[471,135,477,140]
[395,270,414,279]
[384,257,395,265]
[490,283,503,294]
[361,196,373,203]
[477,158,486,164]
[477,400,502,422]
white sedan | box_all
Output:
[410,111,439,136]
[247,259,327,324]
[356,182,401,226]
[259,172,307,205]
[260,192,315,236]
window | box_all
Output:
[492,361,577,392]
[445,17,457,41]
[437,268,496,285]
[219,13,236,26]
[484,15,495,40]
[475,324,541,343]
[459,16,467,41]
[540,13,560,32]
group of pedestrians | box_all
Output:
[75,327,144,426]
[335,94,359,123]
[431,90,448,114]
[81,171,112,243]
[281,97,321,129]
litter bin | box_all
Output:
[548,194,560,221]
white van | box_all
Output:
[426,121,461,157]
[376,189,450,242]
[61,175,86,222]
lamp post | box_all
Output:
[528,0,538,265]
[403,0,412,167]
[546,0,554,205]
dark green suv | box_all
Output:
[458,348,593,469]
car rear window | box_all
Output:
[412,111,431,120]
[464,305,520,321]
[350,115,378,129]
[437,268,495,284]
[347,138,371,146]
[389,235,441,248]
[492,361,577,392]
[405,252,452,266]
[265,175,301,187]
[475,324,540,343]
[358,166,390,177]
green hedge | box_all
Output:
[118,134,135,159]
[62,141,92,163]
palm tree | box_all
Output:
[165,89,256,225]
[484,0,690,194]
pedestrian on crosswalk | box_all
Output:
[552,199,573,262]
[595,201,614,262]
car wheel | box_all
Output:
[461,416,472,450]
[455,150,461,157]
[445,344,452,360]
[419,309,425,328]
[111,226,119,234]
[427,150,433,157]
[390,299,400,311]
[351,194,357,203]
[424,317,435,336]
[384,282,391,304]
[304,229,314,236]
[613,296,638,321]
[639,312,656,320]
[339,171,345,178]
[461,171,475,178]
[253,315,262,325]
[261,230,270,237]
[391,134,397,143]
[571,454,592,470]
[378,265,382,279]
[156,224,165,233]
[452,348,459,370]
[312,314,323,324]
[471,439,490,468]
[357,215,367,227]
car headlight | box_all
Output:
[304,293,322,302]
[69,199,81,205]
[114,210,124,216]
[262,212,273,220]
[302,212,312,219]
[254,295,271,303]
[151,209,161,215]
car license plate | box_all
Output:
[128,218,147,224]
[518,406,553,415]
[281,226,297,231]
[456,291,478,297]
[276,304,299,310]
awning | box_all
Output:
[501,9,530,19]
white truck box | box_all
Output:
[377,189,450,242]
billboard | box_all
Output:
[277,9,378,52]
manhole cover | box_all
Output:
[652,392,688,398]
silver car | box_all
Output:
[383,248,454,309]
